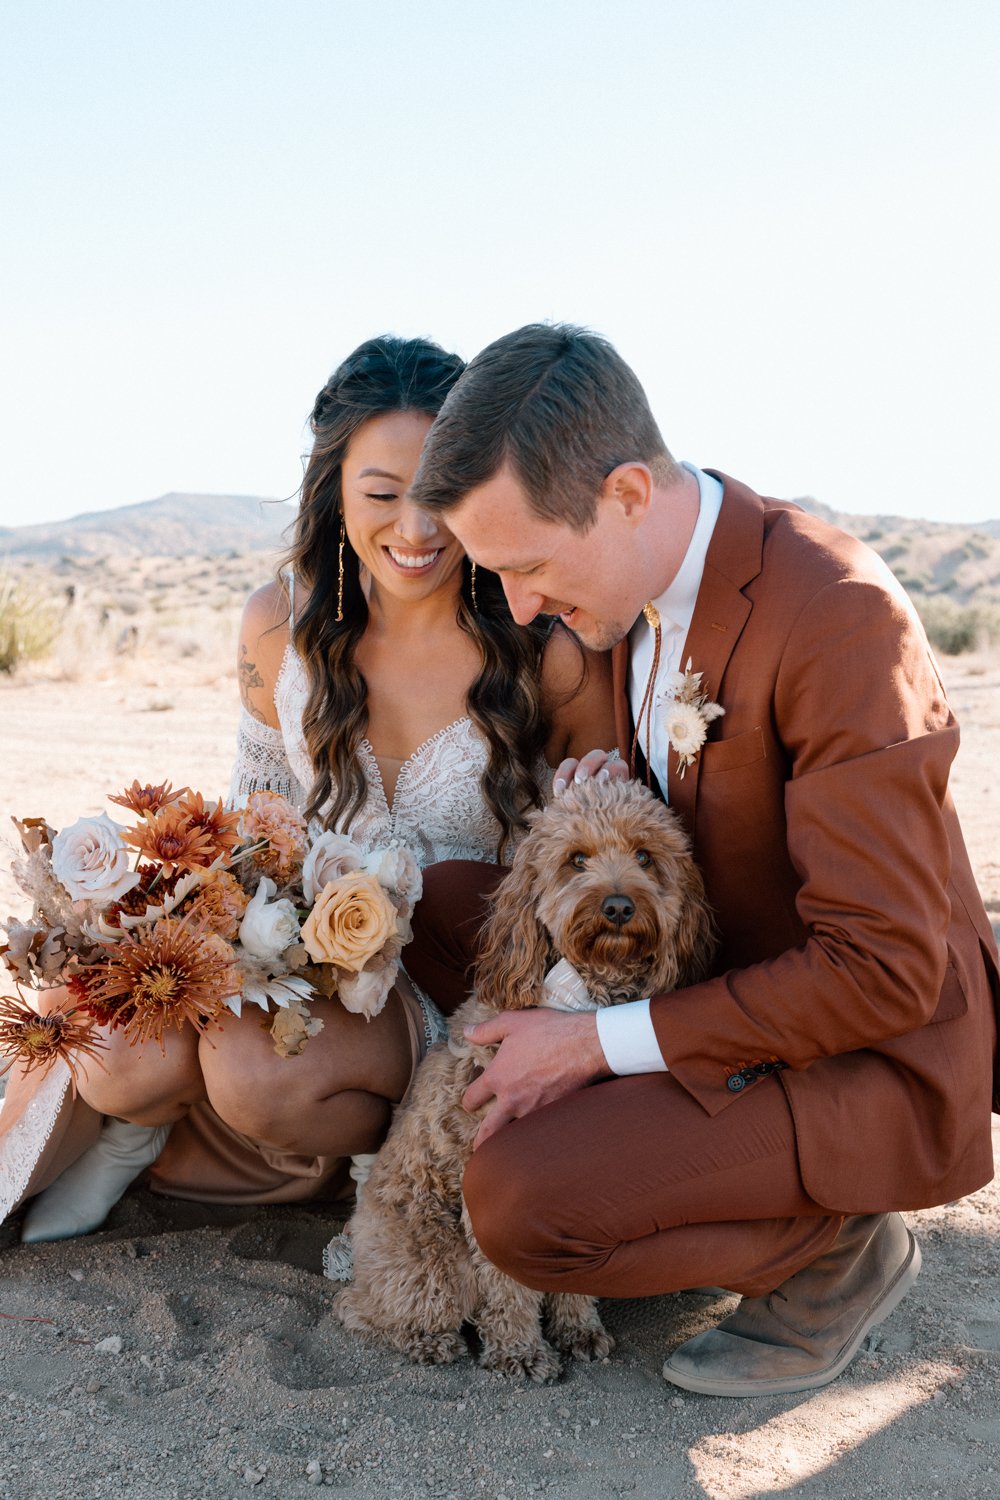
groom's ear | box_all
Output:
[600,462,653,525]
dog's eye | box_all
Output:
[635,849,652,867]
[569,851,588,870]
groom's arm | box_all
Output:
[648,575,959,1110]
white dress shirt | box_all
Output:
[595,465,723,1076]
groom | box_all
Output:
[407,324,1000,1397]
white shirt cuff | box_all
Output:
[595,999,669,1076]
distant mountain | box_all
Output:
[2,488,998,607]
[793,498,1000,606]
[0,492,294,560]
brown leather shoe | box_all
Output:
[662,1212,921,1397]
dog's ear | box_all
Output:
[472,841,555,1011]
[673,862,717,987]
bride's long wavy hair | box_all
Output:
[282,335,554,858]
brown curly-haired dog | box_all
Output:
[334,778,715,1381]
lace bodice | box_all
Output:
[230,643,551,866]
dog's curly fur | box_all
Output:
[334,779,715,1381]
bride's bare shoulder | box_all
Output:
[237,580,291,728]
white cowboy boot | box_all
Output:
[21,1119,170,1243]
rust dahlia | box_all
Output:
[123,807,219,877]
[109,779,185,816]
[175,791,243,859]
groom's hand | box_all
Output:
[461,1009,612,1148]
[553,748,630,795]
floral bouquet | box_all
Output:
[0,780,421,1083]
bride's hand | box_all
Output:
[553,748,629,795]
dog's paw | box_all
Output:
[549,1323,615,1362]
[479,1339,562,1384]
[543,1294,614,1362]
[331,1288,367,1332]
[405,1329,465,1366]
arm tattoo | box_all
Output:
[238,644,268,723]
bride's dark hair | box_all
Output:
[282,334,552,858]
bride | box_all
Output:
[2,335,617,1240]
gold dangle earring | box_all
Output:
[469,559,478,612]
[335,518,346,623]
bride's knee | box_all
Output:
[198,1013,317,1141]
[198,1002,408,1148]
[76,1024,204,1124]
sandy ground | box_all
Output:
[1,650,998,1500]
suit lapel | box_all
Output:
[613,472,766,833]
[666,472,765,830]
[666,564,752,827]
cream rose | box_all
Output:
[50,814,141,906]
[239,876,301,961]
[338,964,396,1019]
[301,871,397,970]
[301,831,363,904]
[362,844,423,903]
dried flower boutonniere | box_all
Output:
[663,659,725,777]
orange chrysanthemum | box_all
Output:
[175,791,243,859]
[180,870,249,941]
[0,993,107,1092]
[240,791,307,882]
[109,779,185,816]
[123,807,219,877]
[80,918,238,1048]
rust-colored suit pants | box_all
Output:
[409,862,842,1300]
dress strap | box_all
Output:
[287,571,295,629]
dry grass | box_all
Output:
[6,551,278,687]
[0,569,64,673]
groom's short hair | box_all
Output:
[411,323,677,530]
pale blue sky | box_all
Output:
[1,0,997,528]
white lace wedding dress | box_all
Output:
[233,639,526,868]
[1,637,546,1225]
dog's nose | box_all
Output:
[601,893,635,926]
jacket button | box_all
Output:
[726,1074,746,1093]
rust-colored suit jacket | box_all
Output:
[612,474,999,1213]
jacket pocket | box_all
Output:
[699,725,767,775]
[928,963,968,1025]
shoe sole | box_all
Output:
[662,1228,922,1398]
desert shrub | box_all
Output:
[894,570,927,594]
[0,569,63,672]
[916,595,1000,655]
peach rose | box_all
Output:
[301,872,397,971]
